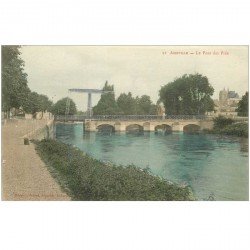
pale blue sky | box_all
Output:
[21,46,248,111]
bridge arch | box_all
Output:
[97,124,115,133]
[183,124,200,133]
[155,124,172,133]
[126,124,144,133]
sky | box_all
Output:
[20,46,248,111]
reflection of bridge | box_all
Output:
[55,115,214,132]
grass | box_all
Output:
[34,139,195,201]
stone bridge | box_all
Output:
[84,118,214,132]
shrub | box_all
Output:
[219,123,248,137]
[213,116,234,130]
[34,139,195,201]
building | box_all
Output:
[228,90,239,99]
[214,88,240,117]
[219,88,228,104]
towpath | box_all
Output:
[1,119,70,201]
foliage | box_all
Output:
[218,123,248,137]
[213,115,234,130]
[116,93,157,115]
[236,92,248,117]
[93,82,158,115]
[51,97,77,115]
[137,95,157,115]
[39,94,53,113]
[93,81,121,115]
[116,92,137,114]
[207,122,248,138]
[34,139,195,201]
[22,92,53,116]
[2,46,30,114]
[22,91,41,115]
[159,73,214,115]
[2,46,53,118]
[205,116,248,138]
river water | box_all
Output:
[55,123,249,201]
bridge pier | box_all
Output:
[172,123,184,132]
[114,123,126,132]
[143,122,155,132]
[85,120,97,132]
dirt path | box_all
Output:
[1,119,70,201]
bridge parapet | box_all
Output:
[55,114,211,122]
[84,119,214,132]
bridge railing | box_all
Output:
[233,116,248,122]
[54,114,209,121]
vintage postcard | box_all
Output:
[1,45,249,201]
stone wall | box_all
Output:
[23,120,54,140]
[85,119,215,132]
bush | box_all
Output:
[219,122,248,137]
[205,118,248,138]
[34,139,195,201]
[213,116,234,129]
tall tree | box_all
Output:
[236,92,248,117]
[22,92,52,117]
[137,95,153,114]
[22,92,40,116]
[93,81,121,115]
[117,93,157,115]
[117,92,137,115]
[2,46,30,116]
[39,94,53,117]
[51,97,77,115]
[159,74,214,115]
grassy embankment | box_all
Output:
[34,139,195,201]
[205,116,248,138]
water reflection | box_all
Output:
[239,138,248,153]
[83,131,96,143]
[56,123,76,141]
[96,133,116,154]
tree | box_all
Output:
[2,46,30,116]
[149,104,158,115]
[39,94,53,117]
[40,95,53,112]
[51,98,77,115]
[93,81,121,115]
[116,93,157,115]
[159,73,214,115]
[117,92,137,115]
[213,115,234,130]
[137,95,153,114]
[236,92,248,117]
[22,92,41,116]
[22,92,53,117]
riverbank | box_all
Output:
[34,139,195,201]
[1,119,70,200]
[204,121,248,138]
